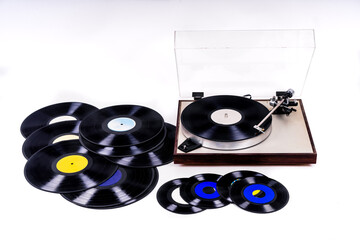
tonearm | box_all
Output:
[253,89,298,133]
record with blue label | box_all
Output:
[157,178,205,214]
[22,120,81,160]
[217,170,267,202]
[229,176,289,214]
[79,105,164,147]
[21,102,98,138]
[179,173,230,209]
[61,166,158,209]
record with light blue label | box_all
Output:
[79,105,164,147]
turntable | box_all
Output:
[173,30,317,165]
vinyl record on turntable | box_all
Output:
[217,170,267,202]
[229,176,289,214]
[22,120,81,160]
[179,173,230,209]
[21,102,98,138]
[79,105,164,147]
[157,178,205,214]
[79,124,167,157]
[105,123,175,168]
[61,166,158,209]
[180,95,272,150]
[24,140,118,193]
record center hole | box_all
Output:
[171,188,188,204]
[203,186,216,194]
[252,190,265,198]
[49,115,77,124]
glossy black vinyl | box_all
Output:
[79,105,164,147]
[21,102,98,138]
[24,140,118,193]
[181,95,271,142]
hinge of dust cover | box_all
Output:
[192,92,204,100]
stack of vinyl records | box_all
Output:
[21,102,175,209]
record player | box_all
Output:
[173,30,317,165]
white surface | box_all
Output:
[1,1,360,240]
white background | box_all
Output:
[1,1,360,239]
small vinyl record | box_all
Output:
[180,173,230,209]
[105,123,175,168]
[229,176,289,214]
[217,170,267,202]
[61,166,159,209]
[79,105,164,147]
[180,95,271,150]
[79,124,167,157]
[24,140,118,193]
[21,102,98,138]
[157,178,205,214]
[22,120,81,160]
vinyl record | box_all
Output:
[21,102,98,138]
[181,95,271,149]
[61,166,159,209]
[180,173,230,209]
[217,170,267,202]
[105,123,175,168]
[157,178,205,214]
[22,121,81,160]
[79,105,164,147]
[229,176,289,214]
[24,140,118,193]
[79,124,167,157]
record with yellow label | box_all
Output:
[24,140,118,193]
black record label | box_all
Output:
[24,140,118,193]
[179,173,230,209]
[61,166,159,209]
[181,95,271,142]
[157,178,205,214]
[229,176,289,214]
[105,123,176,168]
[21,102,98,138]
[79,105,164,147]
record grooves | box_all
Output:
[61,166,159,209]
[179,173,230,209]
[229,176,289,214]
[217,170,267,202]
[21,102,98,138]
[180,95,272,150]
[24,140,118,193]
[79,105,164,147]
[79,124,167,157]
[22,120,81,160]
[105,123,176,168]
[157,178,205,214]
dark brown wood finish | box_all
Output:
[173,99,317,165]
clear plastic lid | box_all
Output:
[175,30,315,99]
